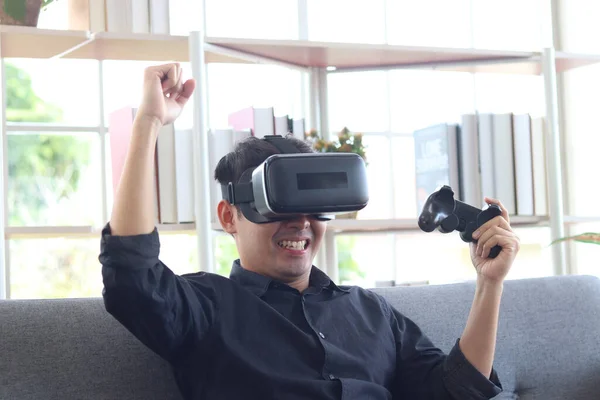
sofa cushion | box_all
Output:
[0,297,183,400]
[371,274,600,400]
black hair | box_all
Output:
[214,135,314,185]
[214,135,314,215]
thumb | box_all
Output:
[175,79,196,106]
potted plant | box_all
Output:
[305,127,367,219]
[1,0,56,27]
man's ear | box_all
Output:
[217,200,237,234]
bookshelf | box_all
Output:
[0,18,599,297]
[3,25,600,72]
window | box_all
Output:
[394,226,553,285]
[307,0,386,43]
[391,136,418,218]
[205,0,299,39]
[389,69,476,133]
[386,0,472,47]
[355,135,394,220]
[336,233,395,287]
[471,0,544,51]
[549,0,598,53]
[158,233,199,276]
[7,131,102,227]
[215,234,239,277]
[6,59,100,126]
[207,63,304,128]
[562,64,600,217]
[568,223,600,277]
[328,71,389,133]
[4,59,103,228]
[36,0,70,30]
[473,73,544,115]
[9,237,102,299]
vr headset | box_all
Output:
[220,134,369,223]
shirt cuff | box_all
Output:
[98,222,161,270]
[443,338,503,399]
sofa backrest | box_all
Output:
[372,274,600,400]
[0,297,183,400]
[2,275,600,400]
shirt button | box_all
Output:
[319,332,325,339]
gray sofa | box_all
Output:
[2,274,600,399]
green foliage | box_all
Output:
[2,0,56,21]
[5,62,90,226]
[305,127,368,165]
[336,236,365,283]
[551,232,600,246]
[3,0,28,21]
[215,235,239,276]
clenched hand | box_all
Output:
[136,62,196,128]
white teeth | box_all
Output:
[278,240,307,250]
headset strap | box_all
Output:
[262,134,300,154]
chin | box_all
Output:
[277,260,313,278]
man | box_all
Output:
[100,63,520,399]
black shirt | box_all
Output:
[99,223,503,399]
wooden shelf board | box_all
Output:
[5,225,97,239]
[205,36,538,71]
[61,31,246,63]
[432,60,544,75]
[556,51,600,73]
[0,26,248,62]
[156,223,196,233]
[4,223,196,239]
[0,25,90,59]
[2,26,600,73]
[563,216,600,224]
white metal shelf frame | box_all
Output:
[0,0,584,298]
[0,44,7,299]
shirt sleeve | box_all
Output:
[99,223,218,364]
[388,303,502,399]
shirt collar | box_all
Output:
[229,259,349,296]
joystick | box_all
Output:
[418,185,502,259]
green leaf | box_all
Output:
[550,232,600,246]
[4,0,27,21]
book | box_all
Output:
[413,123,461,214]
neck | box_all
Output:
[286,275,310,292]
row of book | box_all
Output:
[109,106,307,225]
[68,0,172,34]
[111,105,548,224]
[109,106,194,225]
[414,113,548,217]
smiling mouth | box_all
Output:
[277,239,309,250]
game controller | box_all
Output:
[418,185,502,259]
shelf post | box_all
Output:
[309,66,338,280]
[189,30,214,273]
[542,47,567,276]
[308,67,326,272]
[0,56,7,298]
